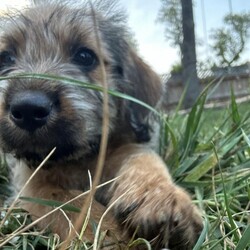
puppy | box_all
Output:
[0,1,203,249]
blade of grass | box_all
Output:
[213,143,240,243]
[19,197,81,213]
[181,90,207,162]
[193,218,208,250]
[183,152,218,182]
[174,155,198,176]
[241,128,250,147]
[0,74,160,116]
[230,86,241,126]
[180,78,223,162]
[161,116,180,169]
[235,224,250,250]
[172,83,187,118]
[128,238,152,250]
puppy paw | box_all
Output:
[111,184,203,249]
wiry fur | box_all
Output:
[0,1,203,249]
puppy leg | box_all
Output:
[106,144,203,249]
[11,163,125,244]
[21,187,121,240]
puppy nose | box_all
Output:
[10,91,52,132]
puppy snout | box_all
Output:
[10,91,52,132]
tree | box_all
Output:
[157,0,183,50]
[181,0,200,108]
[211,12,250,67]
[158,0,200,108]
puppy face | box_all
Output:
[0,1,162,164]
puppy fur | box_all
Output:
[0,1,203,249]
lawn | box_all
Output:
[160,91,250,250]
[0,83,250,249]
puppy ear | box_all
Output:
[123,49,163,142]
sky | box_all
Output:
[0,0,250,74]
[121,0,250,74]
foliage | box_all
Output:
[157,0,182,50]
[170,62,182,75]
[211,12,250,67]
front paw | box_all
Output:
[111,185,203,249]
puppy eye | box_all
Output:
[72,47,98,71]
[0,51,16,70]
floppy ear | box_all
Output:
[123,49,163,142]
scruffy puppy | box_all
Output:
[0,0,203,249]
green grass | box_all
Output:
[0,76,250,249]
[160,88,250,249]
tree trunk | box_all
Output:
[181,0,200,108]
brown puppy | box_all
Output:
[0,1,203,249]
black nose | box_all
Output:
[9,91,52,132]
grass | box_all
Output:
[160,88,250,249]
[0,76,250,249]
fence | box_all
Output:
[163,63,250,109]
